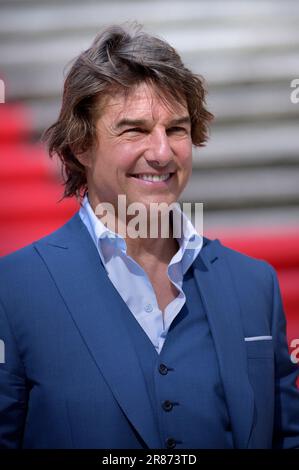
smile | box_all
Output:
[130,173,173,182]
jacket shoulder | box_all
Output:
[203,235,276,280]
[0,212,81,266]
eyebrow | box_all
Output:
[114,116,191,130]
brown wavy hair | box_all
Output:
[43,24,214,199]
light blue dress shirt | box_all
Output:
[79,195,203,353]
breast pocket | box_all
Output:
[245,339,274,359]
[245,338,275,440]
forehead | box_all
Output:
[99,82,189,124]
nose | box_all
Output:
[145,129,174,167]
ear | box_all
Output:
[75,150,93,169]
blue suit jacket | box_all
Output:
[0,213,299,449]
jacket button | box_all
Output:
[165,437,176,449]
[162,400,173,411]
[158,363,168,375]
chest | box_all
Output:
[149,271,179,312]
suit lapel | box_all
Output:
[193,239,255,449]
[35,214,161,449]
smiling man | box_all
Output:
[0,25,299,450]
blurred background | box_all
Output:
[0,0,298,343]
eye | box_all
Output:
[122,128,145,135]
[167,126,188,135]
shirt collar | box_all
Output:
[169,202,203,274]
[79,195,126,267]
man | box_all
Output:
[0,25,298,449]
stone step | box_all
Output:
[182,166,299,207]
[1,23,299,67]
[202,206,299,230]
[194,121,299,168]
[1,0,299,39]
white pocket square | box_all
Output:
[244,336,272,342]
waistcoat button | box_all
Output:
[162,400,173,411]
[165,437,176,449]
[158,363,168,375]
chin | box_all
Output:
[139,194,178,207]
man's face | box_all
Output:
[83,82,193,211]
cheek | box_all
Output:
[92,143,134,177]
[116,142,143,170]
[177,142,192,170]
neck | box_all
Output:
[125,229,179,267]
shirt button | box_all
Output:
[162,400,173,412]
[165,437,177,449]
[158,363,168,375]
[144,304,153,313]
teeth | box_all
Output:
[135,174,170,182]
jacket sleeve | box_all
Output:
[0,299,28,449]
[270,266,299,448]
